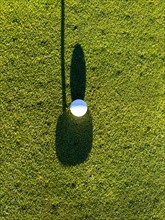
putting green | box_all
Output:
[1,0,164,219]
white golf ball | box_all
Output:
[70,99,88,117]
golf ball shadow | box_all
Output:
[55,110,93,166]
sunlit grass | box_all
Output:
[1,0,164,219]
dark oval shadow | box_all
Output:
[70,44,86,101]
[56,110,93,166]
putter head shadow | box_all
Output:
[70,44,86,101]
[55,110,92,166]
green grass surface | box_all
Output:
[1,0,165,219]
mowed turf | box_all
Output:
[0,0,165,219]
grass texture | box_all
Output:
[1,0,165,219]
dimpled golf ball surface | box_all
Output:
[70,99,88,117]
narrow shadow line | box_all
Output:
[61,0,66,111]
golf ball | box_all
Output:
[70,99,88,117]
